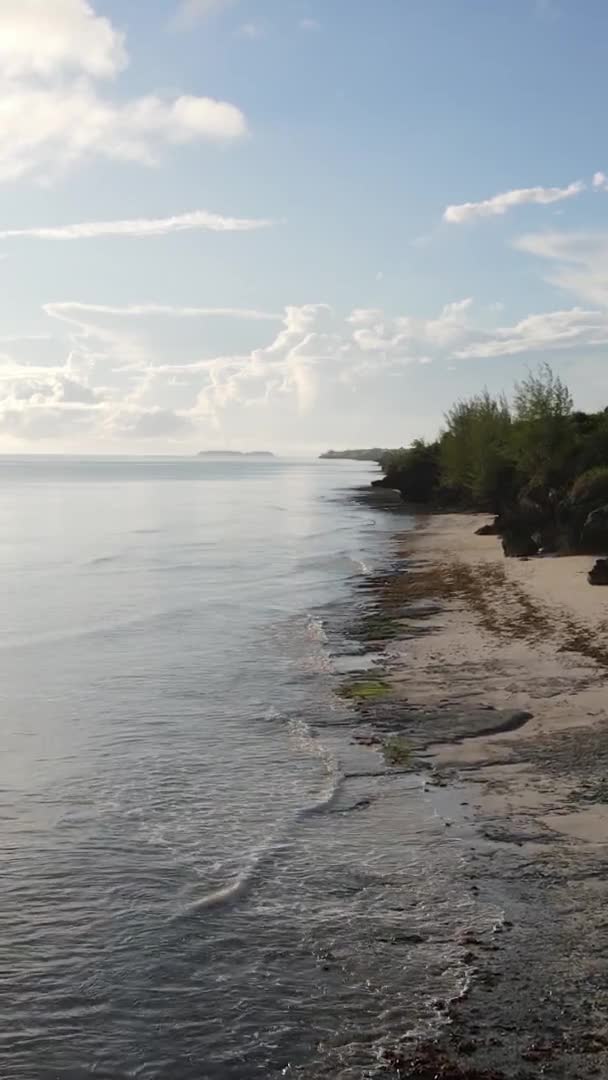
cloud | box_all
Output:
[5,293,608,449]
[0,209,276,242]
[347,298,473,352]
[0,0,128,80]
[455,307,608,358]
[45,302,280,322]
[514,230,608,307]
[0,1,247,184]
[7,373,99,404]
[107,405,194,439]
[0,84,247,183]
[238,22,266,39]
[444,180,584,224]
[299,18,321,31]
[593,171,608,191]
[513,226,608,316]
[174,0,236,27]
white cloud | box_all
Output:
[0,1,247,184]
[299,18,321,31]
[45,302,280,322]
[0,209,276,242]
[444,180,584,223]
[7,373,99,404]
[0,84,247,183]
[174,0,236,27]
[107,405,194,439]
[514,230,608,307]
[5,293,608,449]
[238,22,266,39]
[347,298,473,352]
[0,0,127,80]
[455,307,608,358]
[593,171,608,192]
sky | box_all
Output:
[4,0,608,454]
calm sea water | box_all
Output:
[0,457,491,1080]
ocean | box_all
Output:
[0,456,491,1080]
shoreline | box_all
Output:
[343,506,608,1078]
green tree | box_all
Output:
[439,390,513,508]
[511,364,574,488]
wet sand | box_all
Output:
[354,510,608,1078]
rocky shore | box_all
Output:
[341,509,608,1079]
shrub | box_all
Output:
[380,440,440,502]
[570,467,608,507]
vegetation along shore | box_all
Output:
[374,364,608,573]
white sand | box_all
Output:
[389,514,608,845]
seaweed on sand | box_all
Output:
[382,735,413,767]
[353,613,405,641]
[337,678,391,701]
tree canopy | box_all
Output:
[380,365,608,519]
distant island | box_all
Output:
[197,451,275,459]
[320,448,396,462]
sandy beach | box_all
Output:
[390,513,608,843]
[358,510,608,1077]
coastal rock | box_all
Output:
[581,505,608,553]
[588,558,608,585]
[475,520,499,536]
[501,532,539,558]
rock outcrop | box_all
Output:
[475,520,499,536]
[501,532,539,558]
[588,558,608,585]
[581,505,608,553]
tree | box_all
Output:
[511,364,574,489]
[439,390,513,509]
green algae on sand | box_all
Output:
[382,735,413,767]
[337,678,391,701]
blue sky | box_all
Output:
[3,0,608,452]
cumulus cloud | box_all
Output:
[0,209,276,242]
[444,180,584,224]
[347,299,473,352]
[0,0,127,80]
[6,373,99,404]
[0,85,247,183]
[5,293,608,448]
[0,0,246,183]
[593,171,608,190]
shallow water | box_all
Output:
[0,456,496,1079]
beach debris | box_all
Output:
[588,557,608,585]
